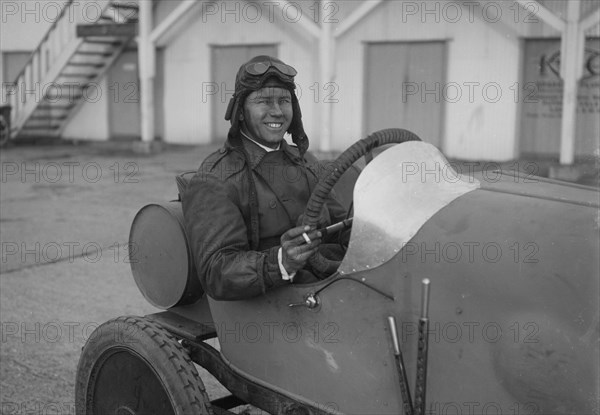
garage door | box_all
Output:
[364,41,446,148]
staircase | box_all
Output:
[3,0,139,141]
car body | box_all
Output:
[77,136,599,415]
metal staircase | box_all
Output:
[3,0,139,141]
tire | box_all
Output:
[75,315,213,415]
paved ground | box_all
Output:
[0,142,235,414]
[0,141,598,414]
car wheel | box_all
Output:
[75,315,213,415]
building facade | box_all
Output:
[1,0,599,161]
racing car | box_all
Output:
[75,128,599,415]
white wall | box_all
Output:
[157,0,316,145]
[0,0,65,51]
[3,0,579,159]
[0,0,59,86]
[443,6,523,161]
[156,0,567,161]
[334,1,560,161]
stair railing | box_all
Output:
[5,0,114,137]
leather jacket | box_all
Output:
[182,134,347,300]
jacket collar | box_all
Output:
[224,133,304,170]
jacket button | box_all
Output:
[269,199,277,209]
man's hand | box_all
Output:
[280,225,322,275]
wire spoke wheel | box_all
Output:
[75,316,213,415]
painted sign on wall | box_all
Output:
[520,38,599,157]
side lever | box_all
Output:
[388,316,414,415]
[388,278,432,415]
[288,293,319,309]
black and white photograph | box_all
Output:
[1,0,599,414]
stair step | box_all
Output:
[44,87,86,93]
[77,23,137,38]
[83,39,123,45]
[37,104,75,110]
[99,14,116,21]
[74,51,113,57]
[59,73,98,79]
[84,43,122,47]
[66,62,105,68]
[22,125,61,131]
[111,3,139,11]
[29,115,68,121]
[34,111,71,116]
[43,85,86,92]
[14,134,61,143]
[43,95,84,101]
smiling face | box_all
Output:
[241,87,293,149]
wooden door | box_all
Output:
[364,42,446,148]
[108,49,141,140]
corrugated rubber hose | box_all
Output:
[302,128,422,276]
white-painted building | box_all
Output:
[2,0,599,162]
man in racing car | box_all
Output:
[182,55,347,301]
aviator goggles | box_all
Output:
[244,60,298,78]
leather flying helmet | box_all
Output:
[225,55,308,155]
